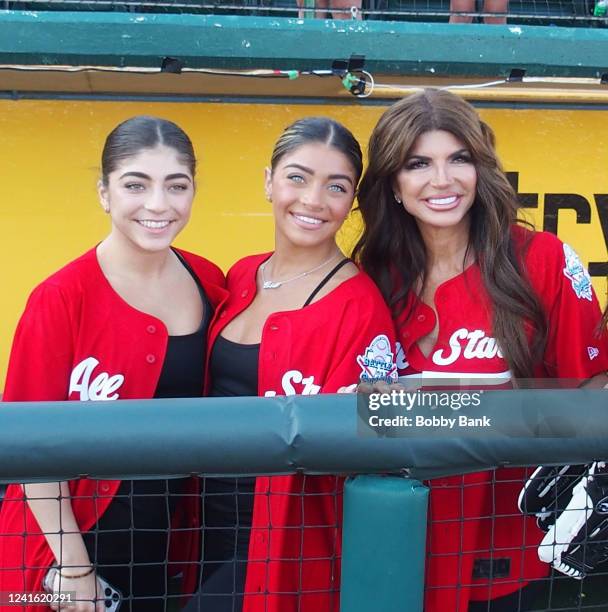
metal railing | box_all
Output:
[1,393,608,611]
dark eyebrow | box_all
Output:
[450,148,471,158]
[118,171,192,183]
[328,174,354,186]
[283,163,353,186]
[166,173,192,182]
[119,171,151,180]
[284,163,313,174]
[406,148,470,161]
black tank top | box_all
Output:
[207,338,260,518]
[203,259,352,518]
[210,336,259,398]
[154,249,211,398]
[209,258,351,396]
[90,252,211,534]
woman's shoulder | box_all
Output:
[511,224,593,298]
[16,249,99,320]
[309,265,391,318]
[511,224,571,268]
[511,225,582,276]
[30,248,99,295]
[338,266,389,300]
[174,248,225,287]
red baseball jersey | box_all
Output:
[395,227,608,610]
[0,247,226,611]
[208,253,398,612]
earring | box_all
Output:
[394,194,402,204]
[103,205,110,213]
[266,194,272,202]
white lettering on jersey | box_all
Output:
[69,357,124,401]
[263,369,321,397]
[588,346,599,360]
[563,243,592,301]
[432,328,503,366]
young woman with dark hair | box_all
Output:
[188,116,397,612]
[0,116,225,612]
[354,89,608,611]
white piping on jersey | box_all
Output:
[398,369,512,386]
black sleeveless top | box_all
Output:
[201,259,352,562]
[209,258,351,397]
[89,252,211,535]
[210,336,259,398]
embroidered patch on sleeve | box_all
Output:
[395,341,410,371]
[588,346,600,361]
[563,243,592,301]
[357,334,398,382]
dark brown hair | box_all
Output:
[270,117,363,183]
[353,88,547,378]
[101,116,195,185]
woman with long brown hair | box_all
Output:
[354,88,608,611]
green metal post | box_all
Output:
[340,475,429,612]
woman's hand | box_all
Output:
[23,482,104,611]
[49,570,106,612]
[337,383,358,393]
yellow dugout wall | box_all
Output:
[1,99,607,387]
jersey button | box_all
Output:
[146,324,156,334]
[403,331,410,339]
[241,289,249,298]
[146,354,156,364]
[417,314,426,322]
[269,324,279,331]
[100,483,110,493]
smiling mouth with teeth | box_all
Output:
[427,196,459,206]
[136,220,172,229]
[292,213,324,225]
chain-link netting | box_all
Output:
[1,466,608,611]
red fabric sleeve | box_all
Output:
[320,293,397,393]
[527,234,608,379]
[3,283,75,402]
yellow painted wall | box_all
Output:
[1,100,607,387]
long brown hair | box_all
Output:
[353,88,547,378]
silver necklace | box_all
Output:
[260,254,339,290]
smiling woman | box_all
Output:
[354,89,608,612]
[98,148,194,252]
[393,129,478,232]
[0,116,226,612]
[183,117,397,612]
